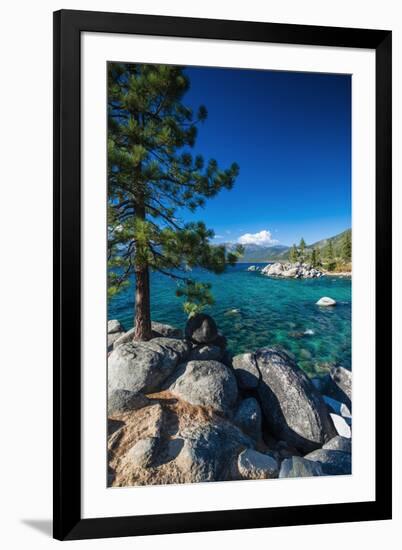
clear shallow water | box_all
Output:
[108,263,351,378]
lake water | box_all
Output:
[108,263,351,378]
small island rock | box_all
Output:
[316,296,337,307]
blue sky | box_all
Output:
[180,66,351,247]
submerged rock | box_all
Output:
[256,348,337,453]
[232,353,260,389]
[169,360,238,414]
[304,449,352,475]
[237,449,278,480]
[279,456,323,478]
[185,313,218,344]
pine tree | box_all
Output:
[325,239,336,271]
[315,246,322,267]
[108,63,241,340]
[342,231,352,262]
[310,248,317,267]
[289,244,298,264]
[299,237,306,263]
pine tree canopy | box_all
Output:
[107,63,242,311]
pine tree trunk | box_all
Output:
[133,159,152,341]
[134,264,152,341]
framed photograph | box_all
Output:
[53,9,392,541]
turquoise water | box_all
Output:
[108,263,351,377]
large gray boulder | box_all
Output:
[237,449,278,480]
[108,389,150,415]
[108,320,125,352]
[112,328,135,348]
[189,345,222,362]
[304,449,352,475]
[256,348,337,453]
[127,437,160,468]
[330,366,352,409]
[176,422,252,482]
[108,331,124,352]
[149,337,190,360]
[279,456,323,478]
[169,360,238,414]
[185,313,218,344]
[323,436,352,453]
[330,413,351,438]
[108,319,124,334]
[233,397,262,440]
[113,323,184,349]
[151,321,183,339]
[108,340,183,394]
[232,353,260,389]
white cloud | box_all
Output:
[237,230,278,246]
[213,234,224,239]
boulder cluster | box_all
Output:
[107,315,352,487]
[260,262,323,279]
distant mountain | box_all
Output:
[224,242,290,263]
[222,228,351,263]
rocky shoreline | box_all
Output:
[107,314,352,486]
[247,262,351,279]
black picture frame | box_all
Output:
[53,9,392,541]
